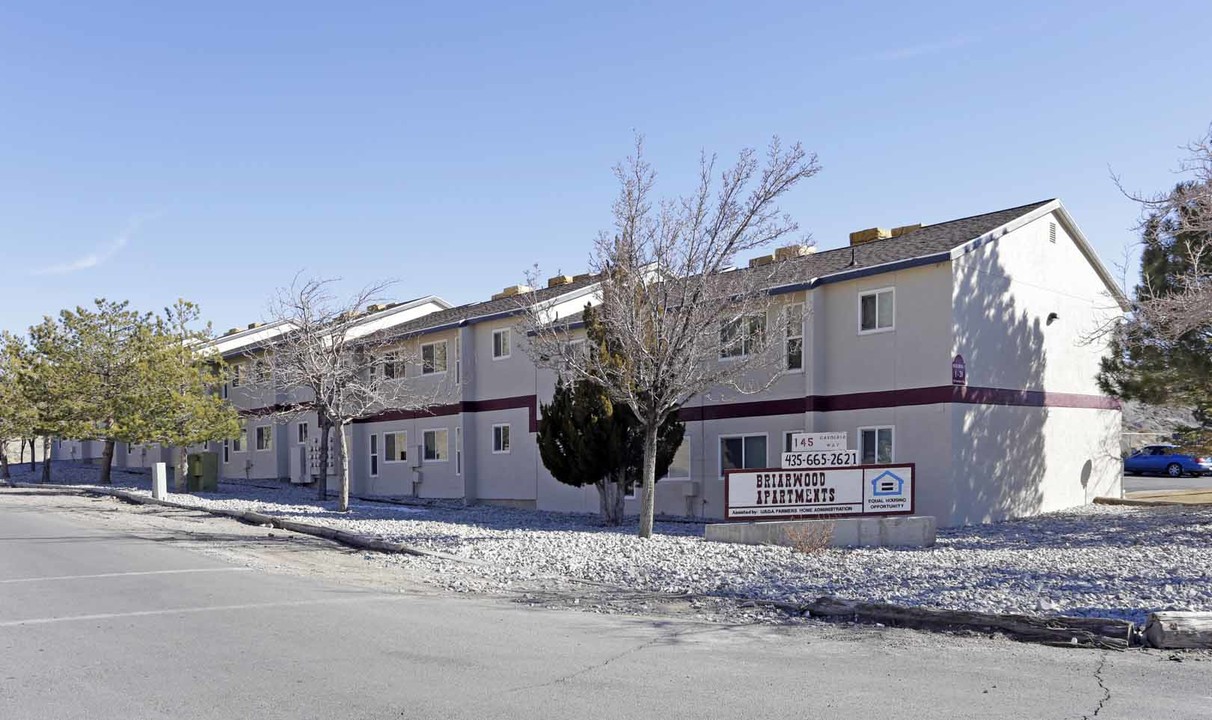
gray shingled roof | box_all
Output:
[755,198,1055,288]
[380,274,601,339]
[537,200,1056,330]
[357,200,1056,341]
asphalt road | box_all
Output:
[0,495,1208,719]
[1123,473,1212,494]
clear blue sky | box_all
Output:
[2,1,1209,334]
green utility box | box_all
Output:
[186,452,219,492]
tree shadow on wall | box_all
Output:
[948,243,1047,525]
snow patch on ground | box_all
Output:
[10,462,1210,625]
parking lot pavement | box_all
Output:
[1123,473,1212,495]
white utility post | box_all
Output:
[152,462,167,500]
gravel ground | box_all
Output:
[8,461,1211,625]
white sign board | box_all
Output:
[725,464,914,520]
[781,450,859,469]
[788,432,847,452]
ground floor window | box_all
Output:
[233,428,246,453]
[369,433,379,477]
[384,431,408,462]
[223,440,230,463]
[297,422,309,444]
[720,434,767,477]
[423,429,448,462]
[492,424,511,454]
[859,426,894,464]
[630,440,692,499]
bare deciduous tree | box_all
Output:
[1115,125,1212,338]
[524,137,820,538]
[267,276,449,512]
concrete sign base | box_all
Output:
[704,515,936,550]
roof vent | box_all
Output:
[572,272,593,282]
[491,284,532,301]
[225,328,241,336]
[247,322,263,330]
[546,275,573,288]
[849,228,890,245]
[366,303,390,313]
[890,224,921,238]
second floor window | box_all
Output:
[422,341,447,374]
[720,314,766,359]
[383,352,404,379]
[785,303,803,370]
[492,329,511,359]
[859,288,895,333]
[253,360,271,383]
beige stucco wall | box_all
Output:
[946,210,1123,524]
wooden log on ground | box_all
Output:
[804,597,1133,650]
[1144,612,1212,649]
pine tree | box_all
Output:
[1099,183,1212,446]
[537,306,684,525]
[121,300,241,489]
[0,333,40,480]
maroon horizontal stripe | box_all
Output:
[352,394,540,432]
[240,385,1116,430]
[677,398,804,423]
[680,385,1117,420]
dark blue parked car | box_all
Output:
[1123,445,1212,478]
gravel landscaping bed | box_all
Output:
[8,462,1211,625]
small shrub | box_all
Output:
[782,521,835,554]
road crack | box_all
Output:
[501,624,729,694]
[1079,651,1111,719]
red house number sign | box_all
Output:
[952,354,967,386]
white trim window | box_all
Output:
[421,341,448,375]
[785,302,804,371]
[255,426,273,451]
[297,422,309,445]
[492,424,511,454]
[719,434,767,477]
[455,336,461,384]
[384,431,408,462]
[455,426,463,475]
[492,329,511,359]
[223,439,230,464]
[859,426,894,464]
[720,314,766,359]
[858,288,895,334]
[630,440,692,499]
[233,427,246,453]
[383,352,404,380]
[253,359,271,384]
[423,428,448,462]
[230,363,243,388]
[369,434,379,477]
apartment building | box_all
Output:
[55,199,1125,527]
